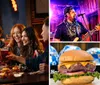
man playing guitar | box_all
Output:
[53,6,100,41]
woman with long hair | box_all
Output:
[7,26,42,71]
[6,24,25,65]
[21,27,42,71]
[7,24,25,56]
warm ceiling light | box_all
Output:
[11,0,18,11]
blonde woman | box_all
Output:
[6,24,25,65]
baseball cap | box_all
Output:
[64,6,73,17]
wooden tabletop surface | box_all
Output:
[0,73,48,85]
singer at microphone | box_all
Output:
[54,6,89,41]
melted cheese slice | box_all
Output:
[59,62,95,69]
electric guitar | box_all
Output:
[73,24,100,42]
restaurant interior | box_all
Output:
[0,0,48,85]
[0,0,48,43]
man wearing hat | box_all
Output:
[53,6,88,41]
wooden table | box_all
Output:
[0,73,48,85]
[50,78,100,85]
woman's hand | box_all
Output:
[39,63,48,73]
[6,53,25,64]
[6,53,17,60]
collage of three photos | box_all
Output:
[0,0,100,85]
[50,0,100,85]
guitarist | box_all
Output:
[53,6,89,41]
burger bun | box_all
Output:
[59,50,93,62]
[61,76,94,85]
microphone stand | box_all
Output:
[77,0,92,41]
[81,15,92,41]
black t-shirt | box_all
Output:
[54,20,88,41]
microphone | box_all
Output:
[77,13,85,17]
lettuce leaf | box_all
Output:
[53,71,100,82]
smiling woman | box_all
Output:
[21,27,40,59]
[6,26,44,71]
[21,31,30,46]
[7,24,25,56]
[6,24,25,65]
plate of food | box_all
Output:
[0,67,18,84]
[0,65,25,84]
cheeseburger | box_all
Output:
[53,50,100,85]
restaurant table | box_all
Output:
[0,73,48,85]
[50,78,100,85]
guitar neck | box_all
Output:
[82,29,96,41]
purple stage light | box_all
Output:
[50,4,65,23]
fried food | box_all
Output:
[12,66,20,72]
